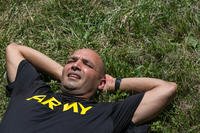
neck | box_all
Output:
[61,89,91,100]
[60,86,97,100]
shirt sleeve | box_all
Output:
[111,93,144,133]
[6,60,51,98]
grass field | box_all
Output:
[0,0,200,132]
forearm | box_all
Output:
[6,43,63,81]
[119,77,174,92]
[104,74,175,93]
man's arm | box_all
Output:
[103,74,177,124]
[6,43,63,82]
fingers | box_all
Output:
[102,74,115,92]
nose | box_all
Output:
[71,60,81,71]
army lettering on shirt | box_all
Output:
[26,95,93,115]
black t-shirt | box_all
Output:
[0,60,144,133]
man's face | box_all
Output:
[61,49,105,98]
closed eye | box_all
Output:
[66,57,77,64]
[66,59,74,64]
[82,59,94,69]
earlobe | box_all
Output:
[97,78,106,90]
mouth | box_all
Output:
[67,72,81,79]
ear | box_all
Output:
[97,77,106,90]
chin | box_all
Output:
[63,84,76,90]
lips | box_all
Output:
[67,72,81,79]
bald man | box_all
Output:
[0,43,176,133]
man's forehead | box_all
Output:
[66,49,100,66]
[71,49,100,60]
[73,49,98,55]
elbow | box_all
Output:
[6,43,16,57]
[7,42,18,47]
[6,42,24,63]
[6,42,18,53]
[167,82,177,97]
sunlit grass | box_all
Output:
[0,0,200,132]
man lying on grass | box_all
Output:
[0,43,177,133]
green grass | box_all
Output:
[0,0,200,132]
